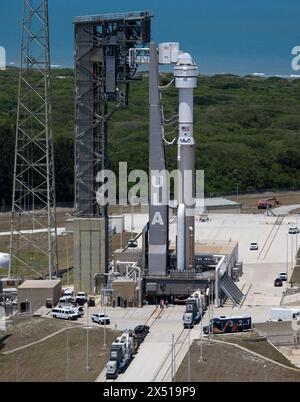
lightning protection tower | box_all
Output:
[9,0,58,280]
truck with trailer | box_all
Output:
[183,290,207,329]
[271,308,300,322]
[106,331,135,380]
[106,325,151,379]
[203,315,252,334]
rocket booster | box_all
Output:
[175,53,198,270]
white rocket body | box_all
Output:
[175,53,198,270]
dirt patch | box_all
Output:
[0,317,78,353]
[215,332,295,368]
[227,191,300,214]
[0,209,73,233]
[176,340,300,382]
[0,326,120,382]
[291,265,300,286]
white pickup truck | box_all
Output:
[91,313,110,325]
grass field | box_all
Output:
[0,317,120,382]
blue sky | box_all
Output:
[0,0,299,75]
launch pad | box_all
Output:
[72,11,244,307]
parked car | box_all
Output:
[59,297,73,307]
[51,307,78,321]
[277,272,288,282]
[76,292,87,306]
[199,215,209,222]
[46,298,53,309]
[91,313,110,325]
[74,306,84,317]
[63,288,74,301]
[88,297,96,307]
[63,306,84,318]
[134,325,150,343]
[274,278,283,287]
[128,239,138,248]
[289,227,300,235]
[250,242,259,251]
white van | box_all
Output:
[271,308,300,322]
[51,307,78,321]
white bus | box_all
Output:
[51,307,78,321]
[271,308,300,322]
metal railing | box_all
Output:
[74,11,152,23]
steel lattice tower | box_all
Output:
[9,0,58,280]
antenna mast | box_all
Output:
[9,0,58,279]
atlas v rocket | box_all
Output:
[175,53,198,271]
[148,43,198,276]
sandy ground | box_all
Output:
[0,317,120,382]
[176,339,300,382]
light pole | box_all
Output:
[131,205,135,237]
[187,324,191,383]
[211,282,214,340]
[66,331,69,382]
[264,364,267,382]
[103,295,107,349]
[62,232,71,285]
[171,334,175,382]
[236,183,239,202]
[292,231,294,274]
[66,234,70,285]
[198,296,203,363]
[208,288,211,344]
[86,305,90,372]
[287,234,289,277]
[16,356,20,383]
[296,217,299,258]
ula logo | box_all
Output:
[291,46,300,71]
[0,46,6,71]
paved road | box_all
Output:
[112,212,300,381]
[0,227,66,237]
[273,205,300,216]
[116,306,189,383]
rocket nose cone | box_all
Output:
[177,53,195,66]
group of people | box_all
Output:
[159,299,169,310]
